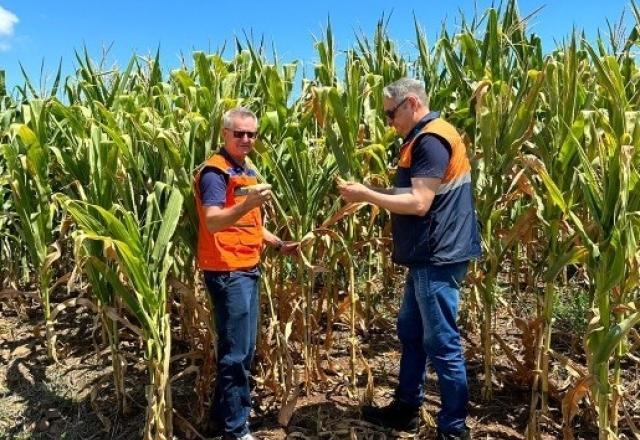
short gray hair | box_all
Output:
[383,78,429,107]
[222,107,258,129]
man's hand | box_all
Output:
[243,188,272,209]
[204,187,271,233]
[277,240,299,256]
[337,181,371,203]
[337,177,439,216]
[263,229,299,256]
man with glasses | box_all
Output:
[195,107,296,440]
[338,78,481,440]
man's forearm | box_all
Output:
[262,228,282,247]
[205,203,254,233]
[364,189,431,216]
[366,186,412,195]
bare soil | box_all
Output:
[1,288,635,440]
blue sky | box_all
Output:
[0,1,634,93]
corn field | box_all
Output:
[1,1,640,439]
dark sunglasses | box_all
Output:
[230,130,258,139]
[384,97,408,120]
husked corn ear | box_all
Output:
[234,183,272,196]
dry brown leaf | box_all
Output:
[514,316,543,367]
[0,289,38,302]
[360,352,374,406]
[562,375,594,440]
[320,202,368,229]
[11,345,32,358]
[501,207,538,249]
[277,384,301,427]
[17,362,35,386]
[90,374,113,432]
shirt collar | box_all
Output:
[220,147,247,170]
[403,111,440,144]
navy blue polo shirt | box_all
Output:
[199,149,257,207]
[399,112,451,181]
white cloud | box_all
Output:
[0,6,18,36]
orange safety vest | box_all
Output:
[398,117,471,182]
[194,152,263,271]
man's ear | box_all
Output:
[408,95,419,111]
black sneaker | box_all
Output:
[436,427,471,440]
[361,399,420,434]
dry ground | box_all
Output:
[1,287,631,440]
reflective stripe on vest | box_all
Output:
[194,153,263,271]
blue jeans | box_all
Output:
[396,262,469,434]
[204,268,260,438]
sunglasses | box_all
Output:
[384,97,408,120]
[229,130,258,139]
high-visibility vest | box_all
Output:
[392,116,482,265]
[398,117,471,181]
[194,152,263,271]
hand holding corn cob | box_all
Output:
[234,183,272,196]
[336,176,370,203]
[237,184,272,208]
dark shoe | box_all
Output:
[437,427,471,440]
[361,399,419,433]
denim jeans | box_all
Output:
[396,262,469,434]
[204,268,260,438]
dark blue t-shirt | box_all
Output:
[199,149,257,207]
[397,112,450,182]
[411,133,451,179]
[199,168,227,207]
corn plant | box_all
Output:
[524,35,589,436]
[448,5,546,398]
[3,99,60,359]
[64,183,183,440]
[3,3,640,438]
[576,45,640,438]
